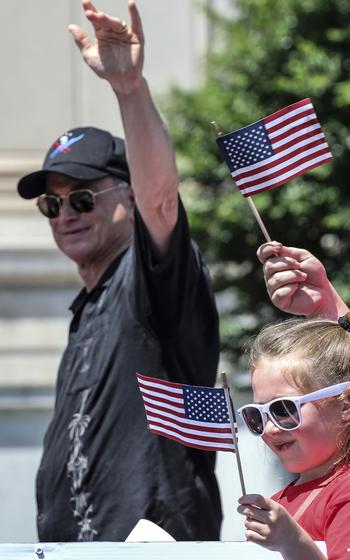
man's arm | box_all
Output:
[69,0,178,255]
[257,241,349,319]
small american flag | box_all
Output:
[217,98,332,197]
[136,372,237,452]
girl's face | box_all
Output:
[252,355,345,484]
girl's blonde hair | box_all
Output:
[247,317,350,465]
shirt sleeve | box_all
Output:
[132,195,219,387]
[323,480,350,560]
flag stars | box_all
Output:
[219,120,273,171]
[184,386,230,423]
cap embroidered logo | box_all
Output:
[50,133,85,158]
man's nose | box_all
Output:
[57,197,78,218]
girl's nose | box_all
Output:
[263,414,283,436]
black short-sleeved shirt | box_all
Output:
[36,198,222,542]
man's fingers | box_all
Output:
[82,4,129,36]
[68,25,91,53]
[72,1,144,49]
[82,0,98,13]
[128,0,144,42]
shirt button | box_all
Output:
[37,512,44,522]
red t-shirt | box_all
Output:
[272,466,350,560]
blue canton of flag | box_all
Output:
[183,385,230,423]
[221,121,274,172]
[136,372,237,453]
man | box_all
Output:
[17,0,222,542]
[257,240,349,319]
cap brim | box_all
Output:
[17,163,110,199]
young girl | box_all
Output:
[237,316,350,560]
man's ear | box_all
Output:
[127,186,135,223]
[129,187,135,206]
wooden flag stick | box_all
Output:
[221,372,246,495]
[211,121,272,242]
[246,198,271,242]
[211,121,222,137]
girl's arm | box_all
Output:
[256,242,349,319]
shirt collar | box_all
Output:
[70,249,127,315]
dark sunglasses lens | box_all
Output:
[38,196,60,218]
[242,407,264,435]
[270,399,300,429]
[70,190,95,213]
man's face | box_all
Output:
[44,173,133,267]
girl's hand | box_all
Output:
[256,242,349,320]
[237,494,325,560]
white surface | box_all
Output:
[0,541,327,560]
[125,519,175,542]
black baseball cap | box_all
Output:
[17,126,131,199]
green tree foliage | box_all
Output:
[162,0,350,369]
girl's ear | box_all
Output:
[341,409,350,422]
[341,395,350,422]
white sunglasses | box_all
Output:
[238,381,350,437]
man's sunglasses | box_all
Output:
[37,184,127,219]
[238,380,350,437]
